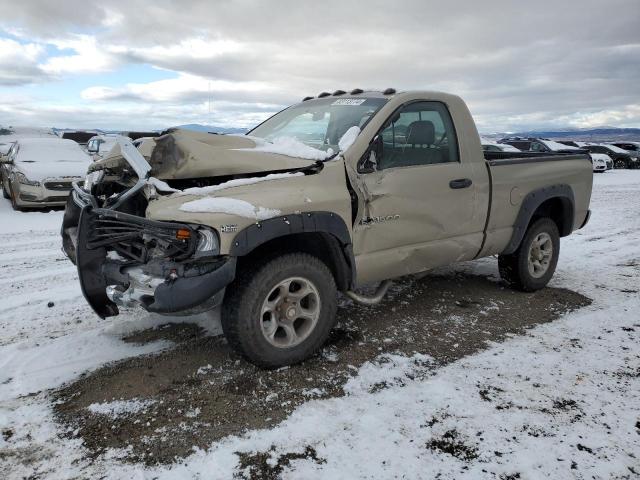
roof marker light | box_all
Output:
[383,88,396,95]
[318,92,331,98]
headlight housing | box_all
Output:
[194,227,220,257]
[15,172,40,187]
[83,170,105,191]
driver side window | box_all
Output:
[378,101,459,170]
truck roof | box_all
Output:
[301,88,397,102]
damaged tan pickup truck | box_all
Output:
[62,89,593,367]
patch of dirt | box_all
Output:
[426,429,479,461]
[53,270,591,465]
[234,446,325,479]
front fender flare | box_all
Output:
[229,211,355,288]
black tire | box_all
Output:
[222,253,338,368]
[8,183,21,211]
[498,218,560,292]
[614,158,628,169]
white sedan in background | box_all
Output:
[590,153,611,173]
[1,138,90,210]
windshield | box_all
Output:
[249,97,388,152]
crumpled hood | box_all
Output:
[91,129,317,179]
[145,159,353,255]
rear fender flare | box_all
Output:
[503,184,575,255]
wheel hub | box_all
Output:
[260,277,321,348]
[527,232,553,279]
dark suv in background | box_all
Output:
[581,144,638,169]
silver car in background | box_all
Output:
[1,138,90,210]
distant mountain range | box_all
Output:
[482,127,640,142]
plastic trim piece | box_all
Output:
[229,212,355,288]
[146,258,236,313]
[76,206,119,318]
[502,184,575,255]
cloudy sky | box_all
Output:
[0,0,638,132]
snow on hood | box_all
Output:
[540,139,581,152]
[590,153,611,162]
[240,127,361,161]
[175,172,304,196]
[179,196,281,220]
[15,138,90,181]
[238,135,334,161]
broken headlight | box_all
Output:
[195,227,220,257]
[83,170,105,191]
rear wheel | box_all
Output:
[222,253,338,368]
[614,158,628,169]
[498,218,560,292]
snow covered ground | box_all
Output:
[1,171,639,479]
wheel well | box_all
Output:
[530,197,573,237]
[236,232,353,291]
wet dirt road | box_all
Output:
[53,270,590,469]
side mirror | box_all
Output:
[87,143,98,153]
[359,135,383,173]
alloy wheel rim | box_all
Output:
[260,276,321,348]
[527,232,553,278]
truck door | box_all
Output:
[352,101,488,283]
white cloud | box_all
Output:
[1,0,639,130]
[40,34,119,75]
[0,38,47,85]
[81,73,275,103]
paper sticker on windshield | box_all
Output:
[331,99,366,106]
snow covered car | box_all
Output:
[1,138,90,210]
[500,137,585,154]
[590,153,610,173]
[62,90,593,368]
[609,141,640,158]
[481,139,521,153]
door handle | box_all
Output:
[449,178,472,189]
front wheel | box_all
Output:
[8,183,21,211]
[498,218,560,292]
[222,253,338,368]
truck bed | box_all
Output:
[477,150,593,259]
